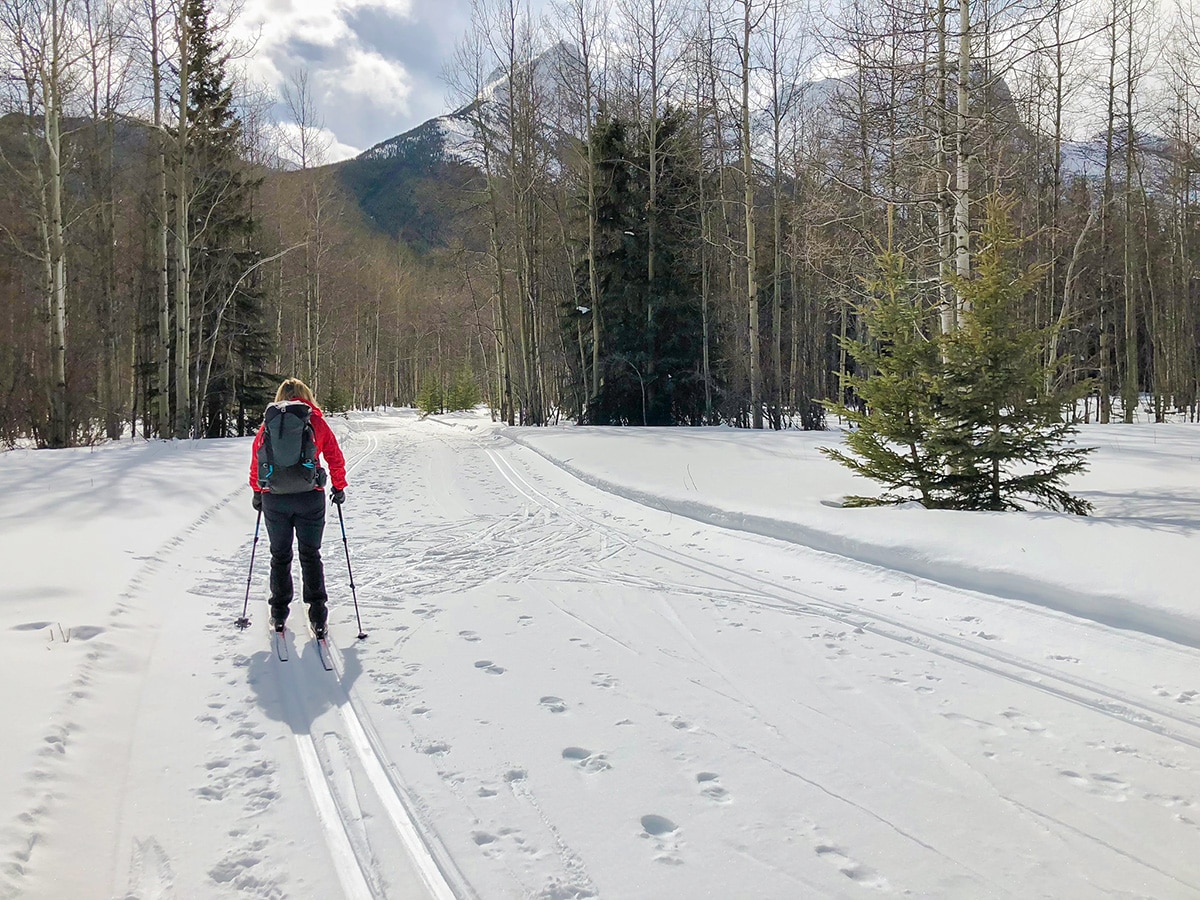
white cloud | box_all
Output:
[230,0,421,152]
[340,50,413,115]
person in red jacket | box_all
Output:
[249,378,347,638]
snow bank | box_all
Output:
[507,422,1200,649]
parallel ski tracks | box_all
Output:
[277,424,462,899]
[483,444,1200,754]
[310,643,461,900]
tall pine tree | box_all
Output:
[181,0,270,437]
[570,107,708,425]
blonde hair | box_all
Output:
[275,378,318,407]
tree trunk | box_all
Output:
[173,11,191,438]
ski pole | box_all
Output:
[337,502,368,640]
[235,508,262,629]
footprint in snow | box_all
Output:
[126,837,176,897]
[639,814,682,865]
[474,660,506,675]
[1059,769,1129,801]
[1000,708,1047,735]
[562,747,611,773]
[13,621,55,632]
[539,696,567,713]
[939,711,1006,736]
[656,712,694,732]
[814,844,890,890]
[696,772,731,804]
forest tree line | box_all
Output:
[1,0,1198,447]
[0,0,476,447]
[451,0,1200,429]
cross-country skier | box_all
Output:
[249,378,347,639]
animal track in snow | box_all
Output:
[1144,792,1193,809]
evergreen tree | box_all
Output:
[571,107,707,425]
[447,367,481,411]
[824,204,1094,514]
[936,205,1094,514]
[822,248,950,507]
[417,372,444,415]
[182,0,269,437]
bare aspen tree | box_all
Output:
[765,0,807,428]
[1118,0,1154,422]
[81,0,132,439]
[480,0,549,424]
[732,0,770,429]
[686,18,715,419]
[450,6,516,423]
[173,5,191,437]
[953,0,972,305]
[134,0,176,437]
[552,0,608,408]
[281,68,332,390]
[0,0,79,447]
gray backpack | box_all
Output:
[256,401,327,493]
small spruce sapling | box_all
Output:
[821,248,949,507]
[937,202,1094,514]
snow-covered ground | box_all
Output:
[2,409,1198,899]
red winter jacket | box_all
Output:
[249,399,347,492]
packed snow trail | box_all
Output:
[1,409,1198,898]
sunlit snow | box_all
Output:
[2,409,1198,898]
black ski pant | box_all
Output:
[263,489,328,627]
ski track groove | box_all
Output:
[321,640,462,900]
[276,423,463,900]
[292,727,374,900]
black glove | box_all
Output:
[330,488,345,505]
[252,492,263,512]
